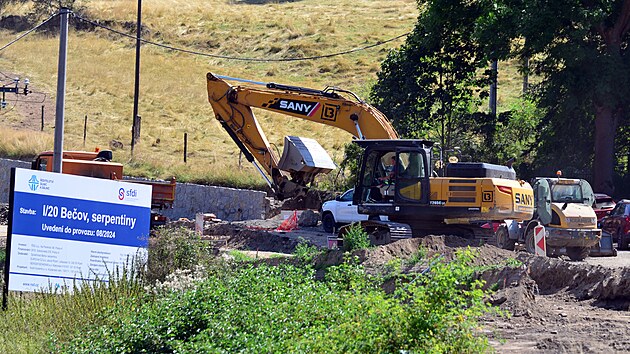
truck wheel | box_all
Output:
[566,247,589,261]
[322,213,336,233]
[496,225,516,251]
[525,227,536,254]
[618,229,627,250]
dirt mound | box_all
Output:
[475,252,630,304]
[358,235,517,270]
[481,262,541,318]
[224,229,300,254]
[524,256,630,306]
[204,222,302,254]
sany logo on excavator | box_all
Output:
[263,98,321,117]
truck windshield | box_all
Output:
[550,184,583,203]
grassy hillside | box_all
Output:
[0,0,524,187]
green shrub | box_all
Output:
[404,246,427,268]
[294,238,320,264]
[58,250,494,353]
[145,227,216,283]
[227,250,254,262]
[342,222,371,251]
[384,258,403,274]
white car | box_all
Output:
[321,189,387,233]
[321,189,366,233]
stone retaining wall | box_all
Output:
[160,182,267,222]
[0,158,267,222]
[0,158,31,203]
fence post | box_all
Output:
[132,115,141,143]
[41,105,44,131]
[83,114,87,146]
[184,132,188,163]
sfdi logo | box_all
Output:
[118,187,138,200]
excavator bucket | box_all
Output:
[589,230,617,257]
[277,136,336,174]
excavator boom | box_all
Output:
[206,72,398,199]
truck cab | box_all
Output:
[528,177,601,259]
[31,150,123,180]
[533,177,597,228]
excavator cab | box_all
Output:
[353,140,431,219]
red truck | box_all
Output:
[31,150,176,227]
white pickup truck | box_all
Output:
[321,189,387,233]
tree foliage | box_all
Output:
[372,0,629,194]
[371,0,492,147]
[478,0,630,193]
[370,0,539,166]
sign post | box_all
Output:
[534,225,546,257]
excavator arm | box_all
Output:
[206,72,398,199]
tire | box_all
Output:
[322,212,336,233]
[618,229,627,250]
[525,227,536,254]
[566,247,590,261]
[496,225,516,251]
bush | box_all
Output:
[342,222,371,251]
[145,227,217,283]
[57,250,494,353]
[294,238,320,264]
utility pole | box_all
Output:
[130,0,142,156]
[53,8,70,173]
[489,60,498,117]
[522,56,529,94]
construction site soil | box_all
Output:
[4,205,630,352]
[196,216,630,353]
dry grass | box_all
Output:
[0,0,526,185]
[0,127,54,159]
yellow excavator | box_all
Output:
[206,73,534,242]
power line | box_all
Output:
[0,13,59,52]
[0,10,409,61]
[72,13,409,62]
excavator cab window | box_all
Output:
[358,149,429,205]
[359,150,391,203]
[396,151,426,202]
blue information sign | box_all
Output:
[6,168,152,293]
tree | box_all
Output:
[370,0,536,166]
[370,0,492,151]
[471,0,630,193]
[373,0,629,194]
